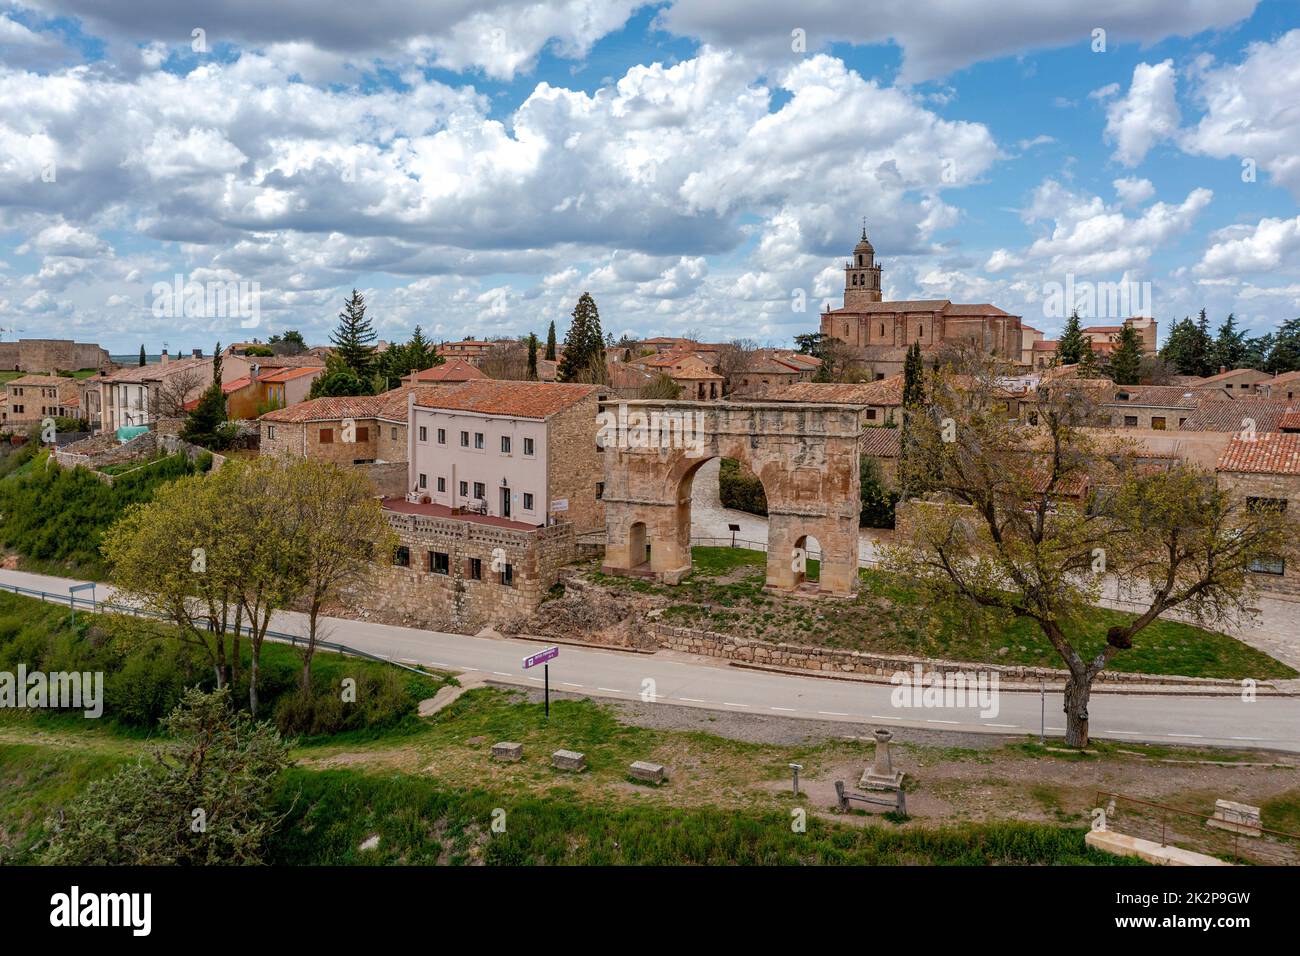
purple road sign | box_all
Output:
[523,646,559,669]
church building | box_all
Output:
[820,228,1025,378]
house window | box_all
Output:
[437,477,446,493]
[866,409,877,420]
[391,427,398,440]
[1179,417,1187,427]
[523,437,535,456]
[1250,556,1285,575]
[474,432,484,449]
[523,493,534,510]
[596,482,604,499]
[468,557,482,580]
[1246,497,1288,514]
[418,473,427,489]
[355,426,369,442]
[430,551,450,575]
[473,481,485,500]
[437,428,445,444]
[459,480,468,496]
[393,546,410,567]
[1123,416,1138,427]
[320,428,334,443]
[418,426,427,442]
[460,431,469,447]
[1151,417,1166,430]
[500,562,514,587]
[266,425,276,440]
[501,436,511,454]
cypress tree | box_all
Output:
[527,333,538,381]
[138,344,146,367]
[556,293,603,382]
[545,321,557,361]
[181,342,229,449]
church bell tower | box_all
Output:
[844,223,882,310]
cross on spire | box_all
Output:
[861,217,867,239]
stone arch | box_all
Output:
[600,400,864,596]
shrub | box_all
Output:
[718,458,767,516]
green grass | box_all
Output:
[1261,791,1300,836]
[592,547,1294,680]
[269,766,1130,866]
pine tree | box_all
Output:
[330,289,377,380]
[407,325,437,372]
[901,342,924,407]
[1159,316,1200,375]
[1194,308,1214,376]
[1213,313,1247,371]
[1077,340,1101,378]
[181,342,230,449]
[1055,311,1087,366]
[556,293,604,383]
[545,321,557,361]
[138,344,146,367]
[1108,324,1142,385]
[527,333,538,381]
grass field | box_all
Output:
[588,547,1295,680]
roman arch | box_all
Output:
[598,400,866,596]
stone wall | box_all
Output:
[362,460,409,497]
[350,510,575,631]
[652,623,1244,686]
[547,392,604,534]
[260,417,383,465]
[53,431,225,482]
[0,339,112,373]
[1217,470,1300,597]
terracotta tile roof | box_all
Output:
[1082,325,1124,334]
[259,394,381,423]
[407,359,487,383]
[1104,385,1203,409]
[1195,367,1267,385]
[859,427,901,457]
[743,355,802,375]
[606,362,657,389]
[1032,340,1058,350]
[944,303,1013,316]
[1265,370,1300,389]
[1180,398,1295,433]
[413,380,600,419]
[257,365,321,383]
[1278,410,1300,432]
[832,299,950,314]
[102,356,211,383]
[1217,433,1300,475]
[7,374,67,387]
[732,376,904,406]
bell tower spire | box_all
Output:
[844,222,882,309]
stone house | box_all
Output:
[359,499,577,631]
[436,340,497,365]
[401,359,487,386]
[1193,367,1273,395]
[407,380,605,534]
[1260,370,1300,403]
[1216,432,1300,597]
[1180,398,1296,434]
[730,377,904,426]
[1,374,81,427]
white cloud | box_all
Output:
[1113,176,1156,206]
[1104,60,1180,167]
[1181,29,1300,198]
[1195,215,1300,276]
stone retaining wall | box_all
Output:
[652,623,1245,687]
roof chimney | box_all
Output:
[192,347,202,359]
[160,348,169,365]
[250,363,260,382]
[1219,365,1227,375]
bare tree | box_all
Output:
[148,367,205,420]
[639,373,683,399]
[887,349,1297,747]
[713,338,758,395]
[478,341,530,381]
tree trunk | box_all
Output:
[1063,669,1092,748]
[249,652,259,717]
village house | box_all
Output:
[1193,367,1273,395]
[635,350,725,400]
[1,374,82,428]
[406,380,605,534]
[1180,397,1296,434]
[731,376,904,426]
[1216,432,1300,597]
[436,340,498,365]
[400,358,487,386]
[1260,370,1300,403]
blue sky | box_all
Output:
[1,0,1298,354]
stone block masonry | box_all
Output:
[492,742,523,762]
[552,750,586,771]
[349,508,576,632]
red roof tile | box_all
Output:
[1217,433,1300,475]
[413,380,600,418]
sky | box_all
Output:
[0,0,1298,354]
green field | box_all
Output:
[590,547,1296,680]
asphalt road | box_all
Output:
[3,567,1297,752]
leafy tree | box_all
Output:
[556,292,605,383]
[889,352,1298,747]
[527,333,539,380]
[180,342,234,450]
[1263,318,1300,373]
[1194,308,1215,375]
[278,460,397,691]
[309,351,371,398]
[1076,340,1101,378]
[138,344,146,367]
[899,342,924,497]
[545,321,557,361]
[330,289,377,380]
[242,344,275,357]
[1242,331,1275,371]
[639,373,683,399]
[860,456,900,529]
[1107,324,1142,385]
[1054,311,1086,366]
[41,687,290,865]
[268,330,307,355]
